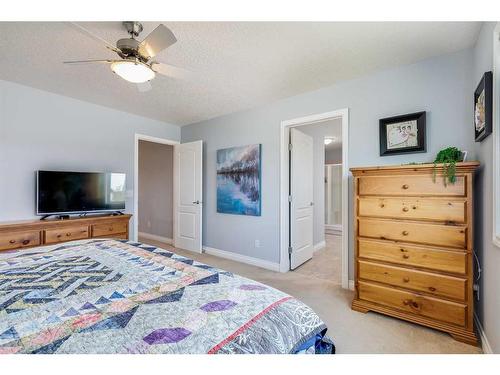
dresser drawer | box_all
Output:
[358,260,467,300]
[358,238,467,274]
[358,197,466,223]
[358,281,466,326]
[0,230,41,251]
[45,226,89,244]
[92,222,128,237]
[358,218,466,249]
[358,175,466,197]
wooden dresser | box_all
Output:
[351,162,479,345]
[0,214,132,252]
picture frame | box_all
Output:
[474,71,493,142]
[216,144,262,216]
[379,111,426,156]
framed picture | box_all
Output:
[216,144,261,216]
[474,71,493,142]
[379,111,426,156]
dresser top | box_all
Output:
[350,161,479,174]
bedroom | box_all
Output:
[0,0,499,373]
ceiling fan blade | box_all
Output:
[63,59,114,65]
[151,62,190,79]
[67,22,123,57]
[137,81,152,92]
[139,24,177,60]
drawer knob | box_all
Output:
[403,299,420,310]
[402,230,409,236]
[402,254,410,259]
[402,207,409,212]
[403,277,410,283]
[9,239,16,244]
[57,234,62,238]
[22,239,30,245]
[66,233,71,236]
[428,287,436,292]
[402,184,409,190]
[109,227,113,231]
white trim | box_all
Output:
[203,246,280,272]
[313,241,326,253]
[475,314,494,354]
[325,224,342,232]
[348,280,355,291]
[280,108,350,291]
[492,23,500,248]
[138,232,173,245]
[133,133,179,242]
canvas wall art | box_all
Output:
[217,144,261,216]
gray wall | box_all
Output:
[299,119,342,246]
[0,80,180,240]
[326,147,342,164]
[138,141,173,239]
[472,22,499,353]
[182,48,475,274]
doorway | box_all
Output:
[280,109,349,289]
[137,139,175,244]
[133,134,203,253]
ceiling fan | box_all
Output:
[64,21,189,92]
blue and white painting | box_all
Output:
[217,144,261,216]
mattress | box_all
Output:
[0,239,334,354]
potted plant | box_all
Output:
[433,147,465,185]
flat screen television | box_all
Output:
[36,170,126,216]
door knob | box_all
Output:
[192,200,202,205]
[310,202,314,206]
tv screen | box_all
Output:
[36,171,126,215]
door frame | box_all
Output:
[133,133,180,242]
[279,108,349,290]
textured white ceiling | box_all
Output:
[0,22,481,126]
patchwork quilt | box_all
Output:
[0,239,334,354]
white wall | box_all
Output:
[138,141,174,239]
[0,80,180,240]
[299,119,342,246]
[326,147,342,164]
[471,22,499,353]
[182,48,475,274]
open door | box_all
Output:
[174,140,203,253]
[289,128,314,269]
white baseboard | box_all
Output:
[203,246,280,272]
[313,241,326,252]
[325,224,342,231]
[475,313,494,354]
[348,280,355,291]
[138,232,173,245]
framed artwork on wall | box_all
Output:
[216,144,262,216]
[379,111,426,156]
[474,71,493,142]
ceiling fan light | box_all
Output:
[110,61,155,83]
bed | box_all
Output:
[0,239,334,354]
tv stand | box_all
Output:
[0,214,132,252]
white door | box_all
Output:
[174,140,203,252]
[290,128,314,269]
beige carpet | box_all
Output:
[139,235,482,354]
